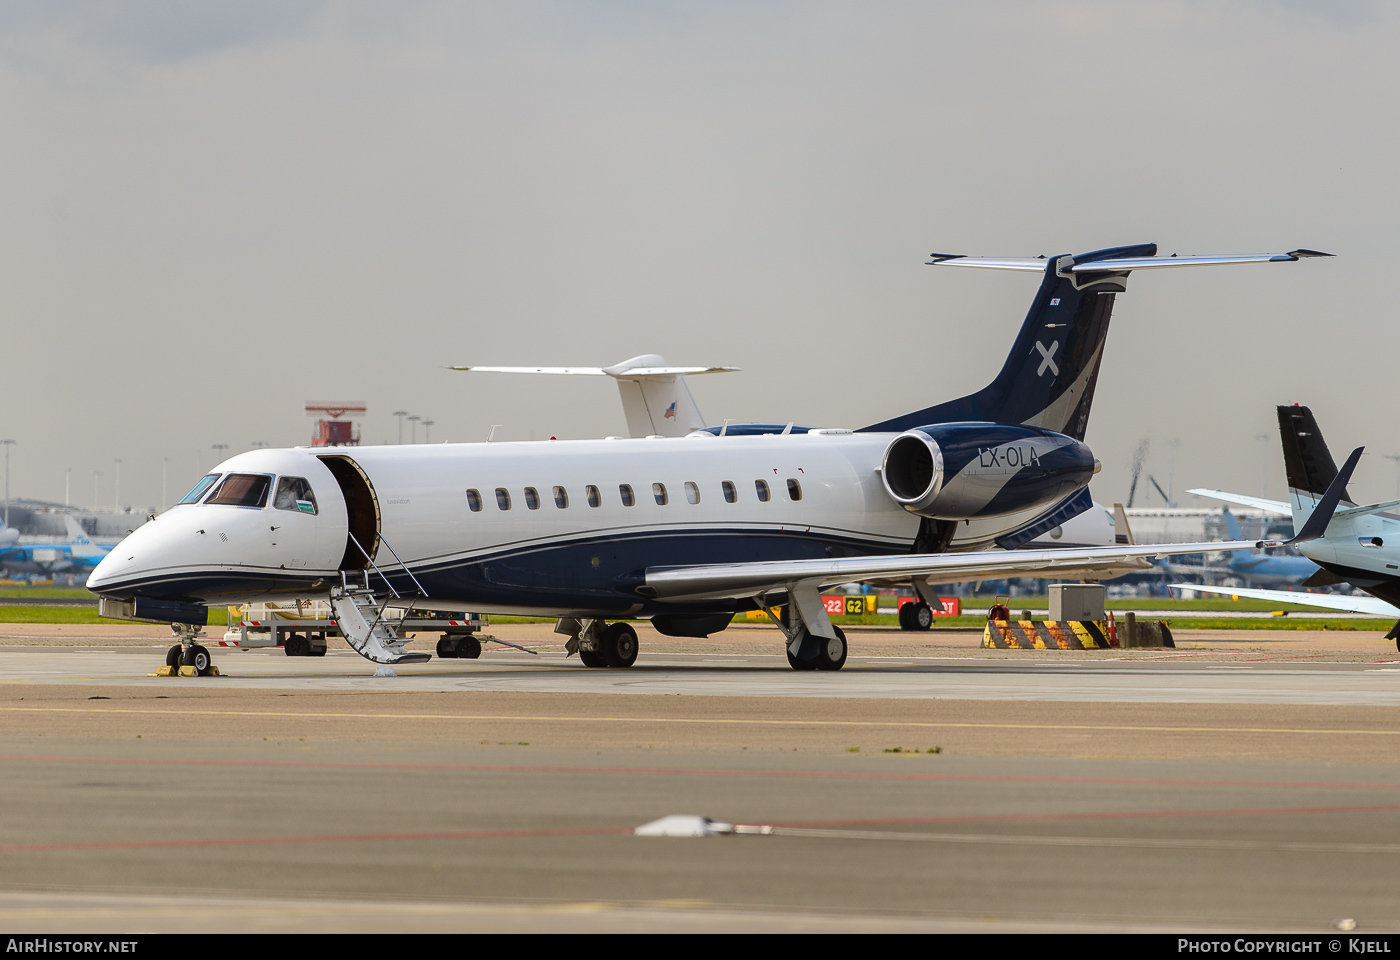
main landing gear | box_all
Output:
[561,619,639,668]
[898,601,933,631]
[785,626,848,671]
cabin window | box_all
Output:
[274,477,318,515]
[466,489,482,512]
[786,479,802,501]
[755,479,770,502]
[653,483,668,506]
[554,486,569,508]
[722,480,736,503]
[178,474,220,505]
[524,487,540,510]
[586,485,601,508]
[495,488,511,511]
[619,484,635,507]
[685,481,700,504]
[207,474,271,508]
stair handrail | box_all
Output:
[374,532,429,598]
[346,532,402,600]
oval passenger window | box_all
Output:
[653,483,668,506]
[466,489,482,512]
[722,480,736,503]
[786,479,802,501]
[524,487,540,510]
[755,480,770,502]
[586,485,601,508]
[685,481,700,504]
[620,484,635,507]
[554,486,569,508]
[495,488,511,511]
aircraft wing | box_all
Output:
[1172,583,1400,618]
[446,365,609,376]
[643,540,1256,602]
[605,366,740,378]
[1187,488,1291,515]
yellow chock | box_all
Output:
[177,665,198,677]
[209,666,221,676]
[149,665,179,677]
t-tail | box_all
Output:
[864,245,1331,439]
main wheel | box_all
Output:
[435,636,459,659]
[454,635,482,659]
[165,644,183,668]
[285,635,310,657]
[816,626,848,671]
[786,628,819,670]
[579,647,607,667]
[185,644,212,676]
[911,601,934,631]
[601,622,639,668]
[786,647,818,670]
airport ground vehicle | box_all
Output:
[89,243,1325,673]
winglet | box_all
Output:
[1264,445,1363,547]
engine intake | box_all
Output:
[879,423,1096,520]
[881,432,944,512]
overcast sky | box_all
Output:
[2,1,1396,510]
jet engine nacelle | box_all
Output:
[880,423,1098,520]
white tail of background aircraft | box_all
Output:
[448,355,740,438]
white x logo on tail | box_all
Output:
[1035,340,1059,377]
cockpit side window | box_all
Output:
[274,477,318,515]
[206,474,272,508]
[177,474,221,505]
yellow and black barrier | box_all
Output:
[982,620,1116,650]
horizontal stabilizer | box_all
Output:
[928,249,1332,273]
[1172,583,1399,618]
[1332,498,1400,522]
[1187,489,1292,515]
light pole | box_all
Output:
[407,415,421,444]
[423,420,435,444]
[393,410,409,444]
[92,471,102,507]
[250,441,270,450]
[65,467,71,507]
[211,443,229,467]
[113,459,122,510]
[0,439,14,528]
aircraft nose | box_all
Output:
[86,545,136,594]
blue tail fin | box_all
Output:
[1221,507,1243,541]
[864,243,1157,439]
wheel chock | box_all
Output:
[982,620,1115,650]
[150,664,224,678]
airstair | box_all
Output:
[328,532,433,665]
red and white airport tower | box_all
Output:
[305,402,366,447]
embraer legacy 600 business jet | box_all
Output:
[88,243,1328,674]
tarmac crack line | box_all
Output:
[0,705,1398,736]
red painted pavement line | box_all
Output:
[2,754,1400,792]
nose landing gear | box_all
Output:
[155,622,219,677]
